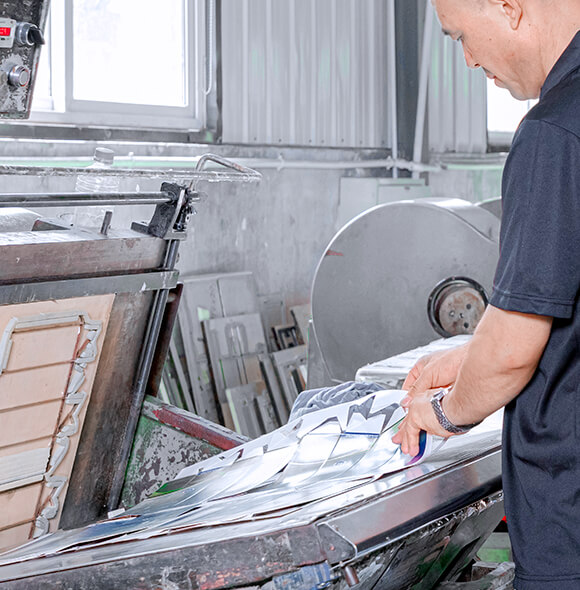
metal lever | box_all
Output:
[15,22,45,46]
[189,153,261,189]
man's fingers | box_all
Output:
[407,365,440,396]
[403,428,420,457]
[401,356,430,390]
[392,417,421,457]
[402,345,466,394]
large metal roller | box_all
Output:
[311,198,501,383]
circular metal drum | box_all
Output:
[311,199,500,382]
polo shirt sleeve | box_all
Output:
[490,119,580,318]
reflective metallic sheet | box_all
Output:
[0,389,503,574]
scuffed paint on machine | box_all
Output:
[120,398,227,509]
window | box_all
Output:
[487,78,537,145]
[30,0,205,131]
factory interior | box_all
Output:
[0,1,545,589]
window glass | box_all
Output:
[72,0,187,107]
[30,11,52,111]
[487,78,537,134]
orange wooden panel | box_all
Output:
[5,325,81,372]
[0,483,43,529]
[0,400,63,449]
[0,364,71,411]
[0,522,33,553]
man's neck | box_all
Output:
[532,2,580,80]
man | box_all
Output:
[391,1,580,588]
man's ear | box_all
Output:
[491,0,524,30]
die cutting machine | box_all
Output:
[0,1,506,587]
[0,189,505,589]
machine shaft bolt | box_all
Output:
[7,65,30,87]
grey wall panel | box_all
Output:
[221,0,391,148]
[428,32,487,155]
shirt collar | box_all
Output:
[541,30,580,99]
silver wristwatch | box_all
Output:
[430,388,479,434]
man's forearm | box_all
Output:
[442,306,552,426]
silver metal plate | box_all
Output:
[311,199,500,382]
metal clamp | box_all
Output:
[131,182,201,240]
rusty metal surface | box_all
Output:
[147,284,184,398]
[144,397,248,451]
[0,229,166,282]
[120,399,225,509]
[59,291,155,529]
[0,494,504,590]
[437,287,486,336]
[427,278,488,338]
[0,526,334,590]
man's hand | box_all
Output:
[392,390,454,456]
[401,344,468,408]
[392,305,552,459]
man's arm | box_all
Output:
[392,305,552,456]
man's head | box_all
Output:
[432,0,580,100]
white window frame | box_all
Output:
[28,0,206,131]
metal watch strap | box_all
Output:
[430,389,479,434]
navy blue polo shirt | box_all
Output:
[490,31,580,590]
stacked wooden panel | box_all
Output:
[0,295,114,551]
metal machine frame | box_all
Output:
[0,155,260,531]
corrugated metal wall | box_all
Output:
[221,0,392,148]
[428,32,487,154]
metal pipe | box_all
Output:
[237,156,441,173]
[107,238,181,512]
[0,192,171,208]
[386,0,399,179]
[0,163,262,183]
[0,155,442,174]
[412,1,435,180]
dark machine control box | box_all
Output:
[0,0,49,118]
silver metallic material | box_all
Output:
[0,157,262,185]
[0,389,503,584]
[431,388,479,434]
[356,335,471,389]
[0,208,40,231]
[311,199,500,383]
[0,191,171,208]
[221,0,391,148]
[7,65,30,88]
[14,22,44,47]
